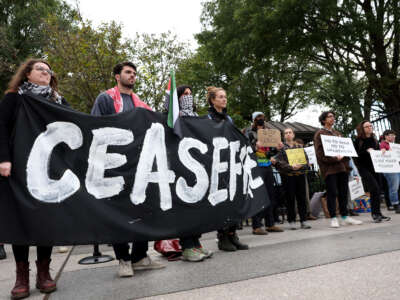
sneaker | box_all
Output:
[182,248,205,262]
[380,214,391,221]
[395,204,400,214]
[266,226,284,233]
[341,216,362,225]
[132,256,165,271]
[196,246,213,258]
[0,245,6,260]
[330,217,340,228]
[372,214,382,223]
[57,246,69,253]
[252,227,268,235]
[300,221,312,229]
[349,209,359,216]
[289,222,297,230]
[118,260,133,277]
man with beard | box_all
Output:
[91,62,165,278]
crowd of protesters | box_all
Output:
[1,58,399,299]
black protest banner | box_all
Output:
[0,93,268,246]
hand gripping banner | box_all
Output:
[0,94,269,245]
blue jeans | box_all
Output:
[383,173,400,205]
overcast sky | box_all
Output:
[66,0,202,47]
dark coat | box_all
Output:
[354,136,379,173]
[274,142,309,176]
[0,92,68,163]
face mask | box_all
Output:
[256,119,264,126]
[180,95,194,109]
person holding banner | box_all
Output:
[206,86,249,252]
[0,58,67,299]
[244,112,284,235]
[274,128,311,230]
[314,111,362,228]
[379,130,400,213]
[164,85,212,262]
[91,62,164,278]
[354,121,391,222]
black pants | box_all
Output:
[325,172,349,218]
[113,242,148,263]
[179,235,201,250]
[252,166,276,229]
[12,245,52,263]
[282,174,307,223]
[358,168,382,215]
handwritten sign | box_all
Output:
[257,129,281,147]
[370,150,400,173]
[304,146,317,165]
[389,143,400,160]
[348,179,365,200]
[321,135,358,157]
[286,148,307,165]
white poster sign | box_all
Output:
[370,150,400,173]
[389,143,400,160]
[321,135,358,157]
[304,146,317,165]
[348,179,365,200]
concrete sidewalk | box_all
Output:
[1,210,400,300]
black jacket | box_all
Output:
[354,136,379,173]
[207,106,232,123]
[0,92,68,163]
[274,142,309,176]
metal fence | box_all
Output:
[370,110,400,138]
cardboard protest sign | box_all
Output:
[304,146,317,165]
[257,128,281,147]
[348,179,365,200]
[286,148,307,165]
[370,150,400,173]
[321,135,358,157]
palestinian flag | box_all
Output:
[167,70,182,137]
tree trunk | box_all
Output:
[381,86,400,140]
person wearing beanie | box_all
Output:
[244,112,284,235]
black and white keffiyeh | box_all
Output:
[164,94,198,117]
[18,81,62,104]
[179,95,198,117]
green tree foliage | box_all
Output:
[176,46,227,116]
[265,0,400,130]
[0,0,76,95]
[192,0,400,133]
[44,17,130,112]
[130,32,192,111]
[189,0,320,128]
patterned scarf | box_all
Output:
[18,81,62,104]
[179,95,198,116]
[105,86,151,113]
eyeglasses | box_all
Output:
[34,67,54,76]
[363,125,373,129]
